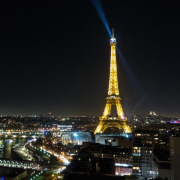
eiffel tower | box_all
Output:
[94,29,132,134]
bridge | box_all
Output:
[0,129,60,139]
[0,158,66,170]
[0,159,37,169]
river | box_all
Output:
[0,137,30,176]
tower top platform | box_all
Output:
[110,28,116,44]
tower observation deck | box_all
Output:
[94,29,132,134]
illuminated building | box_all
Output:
[77,142,133,176]
[57,125,72,132]
[95,133,132,148]
[150,111,157,116]
[94,29,131,134]
[61,132,92,145]
[132,130,159,179]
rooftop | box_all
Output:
[64,173,126,180]
[4,169,26,178]
[134,129,159,133]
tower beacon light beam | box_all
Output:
[94,28,132,134]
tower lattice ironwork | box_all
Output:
[94,29,132,134]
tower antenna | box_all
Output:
[112,28,114,38]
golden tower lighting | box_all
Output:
[94,28,132,134]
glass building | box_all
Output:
[61,132,92,145]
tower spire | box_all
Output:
[112,28,114,38]
[108,28,118,96]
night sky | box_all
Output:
[1,0,180,117]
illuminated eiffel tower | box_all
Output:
[94,29,132,134]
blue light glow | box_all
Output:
[73,133,78,137]
[91,0,112,37]
[116,47,146,115]
[91,0,148,115]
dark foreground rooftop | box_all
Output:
[4,169,26,178]
[63,173,136,180]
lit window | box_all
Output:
[133,153,141,156]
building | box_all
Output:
[169,135,180,180]
[95,133,132,148]
[81,142,133,176]
[153,149,170,180]
[61,132,92,145]
[66,154,115,175]
[57,125,72,132]
[63,173,135,180]
[151,178,168,180]
[2,170,27,180]
[132,130,159,179]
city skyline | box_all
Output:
[1,1,180,117]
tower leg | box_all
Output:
[115,99,124,118]
[103,103,111,118]
[94,121,106,134]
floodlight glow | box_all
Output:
[91,0,111,37]
[73,133,78,137]
[116,47,145,115]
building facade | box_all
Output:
[132,130,159,179]
[82,142,133,176]
[169,135,180,180]
[152,149,170,180]
[61,132,92,145]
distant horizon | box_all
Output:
[0,112,179,118]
